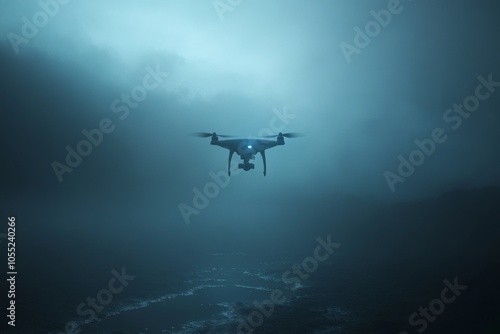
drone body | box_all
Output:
[193,132,303,176]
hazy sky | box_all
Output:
[2,4,500,333]
[1,0,500,221]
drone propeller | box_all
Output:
[262,132,305,138]
[191,132,233,138]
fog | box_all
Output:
[1,1,499,333]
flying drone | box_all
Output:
[192,132,304,176]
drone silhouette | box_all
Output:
[192,132,304,176]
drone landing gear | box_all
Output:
[228,150,234,176]
[260,150,267,176]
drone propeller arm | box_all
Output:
[260,150,267,176]
[228,150,234,176]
